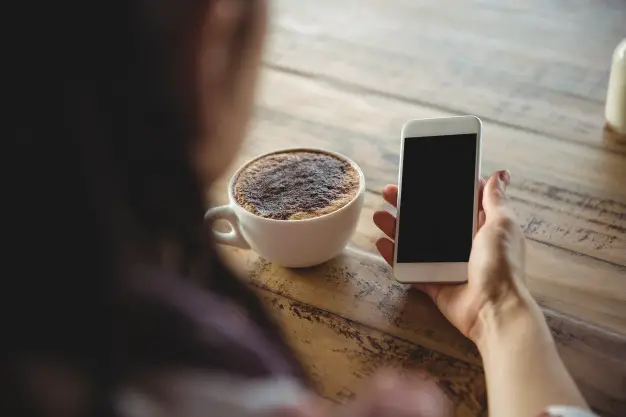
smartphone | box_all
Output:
[393,116,482,284]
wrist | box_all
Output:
[471,290,546,354]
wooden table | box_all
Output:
[212,1,626,416]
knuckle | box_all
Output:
[488,214,525,244]
[493,215,517,232]
[492,187,506,199]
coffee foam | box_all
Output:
[233,150,360,220]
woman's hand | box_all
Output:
[373,170,530,340]
[276,371,452,417]
[336,371,453,417]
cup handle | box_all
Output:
[204,205,250,249]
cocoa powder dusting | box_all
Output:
[234,151,360,220]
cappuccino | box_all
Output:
[234,150,360,220]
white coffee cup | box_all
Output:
[205,148,366,268]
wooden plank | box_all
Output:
[352,195,626,336]
[255,289,487,417]
[209,69,626,334]
[266,0,626,152]
[256,68,626,198]
[251,69,626,265]
[204,2,626,415]
[213,179,626,335]
[223,248,626,417]
[271,0,625,73]
[248,106,626,266]
[260,291,487,416]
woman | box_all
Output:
[5,0,594,416]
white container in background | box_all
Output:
[606,39,626,134]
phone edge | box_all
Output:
[392,116,482,284]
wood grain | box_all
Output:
[267,0,626,152]
[211,68,626,334]
[221,247,626,417]
[207,2,626,415]
[255,289,487,417]
[252,74,626,266]
[214,180,626,336]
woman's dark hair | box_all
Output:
[6,0,303,414]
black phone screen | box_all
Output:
[396,134,477,263]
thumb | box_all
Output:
[482,170,510,217]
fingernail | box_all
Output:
[499,170,511,186]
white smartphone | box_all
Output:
[393,116,482,284]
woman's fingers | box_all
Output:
[482,170,510,217]
[340,370,453,417]
[376,186,397,266]
[477,177,486,213]
[382,185,398,208]
[376,238,395,266]
[377,178,491,266]
[478,210,486,230]
[475,177,487,231]
[412,283,449,307]
[373,210,396,239]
